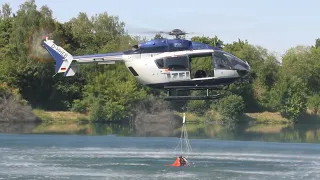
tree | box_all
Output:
[277,76,308,122]
[223,39,280,112]
[153,33,164,39]
[308,94,320,115]
[315,38,320,48]
[214,94,245,124]
[191,35,223,47]
[77,64,148,121]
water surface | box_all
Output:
[1,122,320,179]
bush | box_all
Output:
[89,99,105,121]
[71,99,87,113]
[186,100,208,115]
[215,94,245,124]
[308,94,320,115]
[0,83,38,122]
[278,77,308,123]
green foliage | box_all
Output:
[153,33,164,39]
[90,99,106,121]
[278,77,308,123]
[71,99,87,113]
[191,35,223,47]
[308,94,320,115]
[78,64,148,121]
[214,94,245,123]
[281,46,320,92]
[228,82,259,112]
[187,100,208,115]
[315,38,320,48]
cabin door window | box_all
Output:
[164,56,189,71]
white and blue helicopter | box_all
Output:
[42,29,251,100]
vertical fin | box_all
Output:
[42,37,75,76]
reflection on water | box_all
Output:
[2,121,320,143]
[0,122,38,134]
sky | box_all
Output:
[3,0,320,59]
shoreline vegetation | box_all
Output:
[31,109,320,125]
[1,0,320,127]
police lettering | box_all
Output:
[173,42,182,47]
[51,44,68,59]
[166,72,190,80]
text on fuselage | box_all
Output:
[166,71,190,80]
[50,44,68,59]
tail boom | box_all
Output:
[42,37,124,76]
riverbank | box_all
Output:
[31,109,318,125]
[32,109,90,122]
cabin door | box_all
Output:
[189,53,215,79]
[164,55,191,81]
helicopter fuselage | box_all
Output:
[118,38,251,89]
[42,36,251,100]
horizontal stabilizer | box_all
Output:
[65,64,77,77]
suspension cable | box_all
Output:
[174,113,192,156]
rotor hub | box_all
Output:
[168,29,186,36]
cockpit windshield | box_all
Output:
[213,51,249,71]
[223,53,250,71]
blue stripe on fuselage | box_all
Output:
[73,52,124,59]
[120,42,220,55]
[72,43,219,57]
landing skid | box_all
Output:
[163,85,225,101]
[163,85,227,90]
[164,94,220,100]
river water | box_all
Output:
[1,122,320,179]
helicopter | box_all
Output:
[42,29,251,100]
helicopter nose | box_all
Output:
[245,60,251,71]
[237,60,252,81]
[232,59,251,80]
[233,60,250,72]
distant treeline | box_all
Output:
[1,0,320,124]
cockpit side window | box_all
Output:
[155,58,164,68]
[213,51,232,69]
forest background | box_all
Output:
[1,0,320,126]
